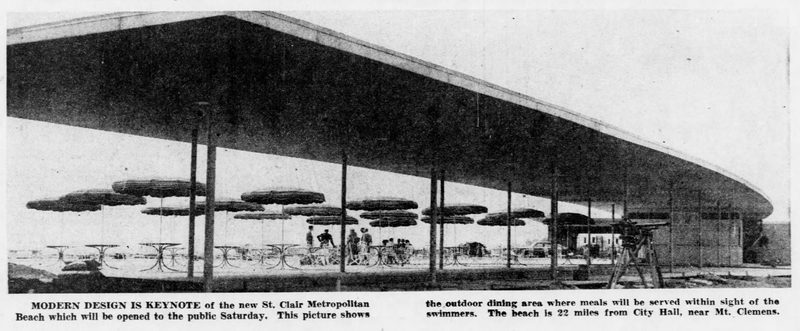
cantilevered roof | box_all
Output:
[6,12,773,219]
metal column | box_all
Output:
[428,168,438,282]
[507,181,512,269]
[668,186,674,273]
[586,198,592,269]
[623,170,629,222]
[697,191,703,267]
[202,106,216,292]
[187,126,198,278]
[549,163,559,280]
[439,170,445,270]
[716,200,722,267]
[611,203,616,265]
[340,149,347,273]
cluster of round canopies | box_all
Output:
[27,179,556,245]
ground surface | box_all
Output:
[7,257,791,293]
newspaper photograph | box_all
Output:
[2,2,797,331]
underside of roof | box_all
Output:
[6,12,773,219]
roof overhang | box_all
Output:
[6,11,773,219]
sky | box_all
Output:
[3,9,792,250]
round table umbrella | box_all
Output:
[480,213,527,249]
[346,197,418,211]
[284,205,342,216]
[141,206,203,248]
[347,197,417,258]
[241,188,325,205]
[509,208,546,219]
[422,203,486,263]
[233,212,292,249]
[359,210,418,220]
[113,179,208,242]
[62,189,146,206]
[197,199,264,245]
[62,188,146,245]
[307,216,358,225]
[478,216,526,259]
[27,199,101,212]
[112,179,208,198]
[197,199,265,213]
[420,216,474,225]
[477,217,526,226]
[233,212,292,220]
[421,216,474,249]
[285,205,349,243]
[141,206,205,217]
[421,203,488,216]
[541,212,594,225]
[368,218,418,227]
[26,198,101,249]
[241,188,326,246]
[368,217,418,241]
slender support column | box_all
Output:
[736,203,742,253]
[507,181,512,269]
[439,169,445,270]
[429,168,438,282]
[549,163,559,280]
[586,198,592,269]
[623,184,629,221]
[697,191,703,267]
[187,127,198,278]
[611,203,616,265]
[729,203,734,266]
[717,200,722,266]
[668,186,674,273]
[340,149,347,273]
[203,107,216,292]
[426,98,440,282]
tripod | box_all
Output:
[607,222,666,289]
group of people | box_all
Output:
[305,226,375,265]
[302,226,415,266]
[379,238,414,266]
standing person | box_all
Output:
[347,229,360,264]
[396,239,407,266]
[386,238,397,264]
[306,226,315,248]
[405,240,414,257]
[360,228,373,253]
[317,229,335,248]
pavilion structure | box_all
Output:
[7,12,773,291]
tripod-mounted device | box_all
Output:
[607,220,669,289]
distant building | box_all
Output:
[744,222,790,266]
[630,210,744,266]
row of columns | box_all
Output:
[185,103,741,291]
[183,102,218,291]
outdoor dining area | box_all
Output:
[24,179,570,277]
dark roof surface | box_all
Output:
[6,12,772,220]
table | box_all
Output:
[367,246,396,268]
[444,246,469,267]
[504,248,527,267]
[214,245,240,269]
[45,245,72,266]
[85,244,119,269]
[251,246,280,267]
[264,244,300,270]
[165,246,185,268]
[139,242,181,272]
